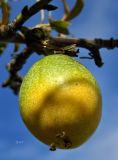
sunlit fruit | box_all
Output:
[19,54,102,150]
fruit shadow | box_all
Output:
[28,78,101,148]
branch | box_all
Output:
[0,0,54,40]
[0,32,118,49]
[2,48,33,95]
[48,37,118,66]
[1,27,118,93]
[1,0,118,95]
[1,36,118,94]
[0,31,25,43]
[13,0,54,30]
[0,24,118,65]
[49,37,118,49]
[0,26,118,66]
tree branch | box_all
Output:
[13,0,53,30]
[2,48,33,95]
[2,36,118,94]
[1,0,118,94]
[0,0,118,94]
[0,31,25,43]
[49,37,118,49]
[0,0,53,40]
[0,32,118,49]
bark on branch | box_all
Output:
[0,31,117,49]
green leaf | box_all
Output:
[62,0,70,14]
[64,0,84,21]
[49,18,69,35]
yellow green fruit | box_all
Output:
[19,54,102,150]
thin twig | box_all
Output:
[0,0,53,40]
[13,0,52,30]
[2,48,33,95]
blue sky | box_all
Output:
[0,0,118,160]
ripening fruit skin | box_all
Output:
[19,54,102,150]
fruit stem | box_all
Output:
[56,131,72,149]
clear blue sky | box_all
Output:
[0,0,118,160]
